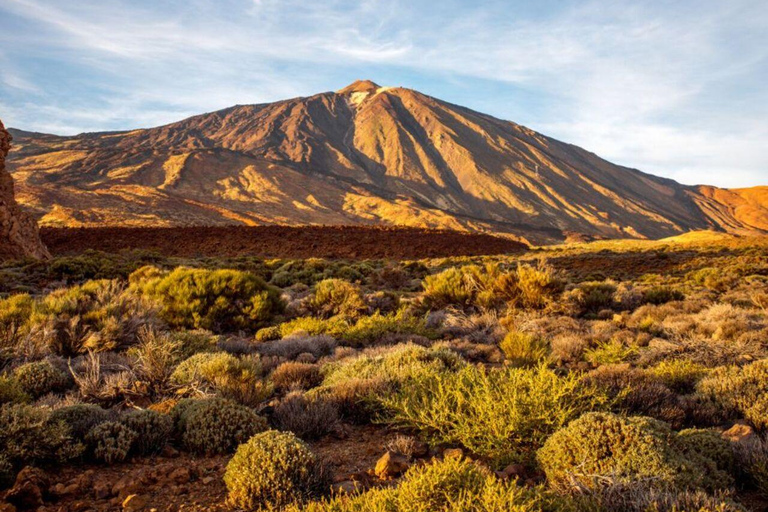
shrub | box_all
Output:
[121,409,172,455]
[86,421,137,464]
[0,377,30,405]
[176,398,268,455]
[584,339,636,365]
[564,281,617,316]
[133,267,284,332]
[676,428,734,490]
[422,263,561,311]
[396,456,487,511]
[12,360,71,398]
[272,362,323,391]
[0,294,34,348]
[383,364,609,466]
[499,331,549,367]
[697,360,768,428]
[259,334,337,360]
[649,359,709,394]
[273,392,339,440]
[537,413,732,492]
[0,404,83,466]
[171,352,273,407]
[49,404,110,438]
[255,325,281,343]
[308,279,367,319]
[342,311,437,346]
[224,430,329,510]
[643,286,685,305]
[278,316,349,339]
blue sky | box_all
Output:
[0,0,766,188]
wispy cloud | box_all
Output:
[0,0,765,187]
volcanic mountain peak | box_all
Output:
[336,79,381,95]
[4,82,768,244]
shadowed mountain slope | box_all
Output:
[6,80,767,243]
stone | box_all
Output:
[167,467,191,484]
[502,464,526,479]
[374,451,410,479]
[0,120,49,260]
[722,422,760,447]
[442,448,464,460]
[5,467,49,510]
[0,503,17,512]
[122,494,148,511]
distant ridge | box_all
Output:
[6,81,768,244]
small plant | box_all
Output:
[649,359,709,394]
[12,360,71,398]
[307,279,367,319]
[271,362,323,391]
[499,331,549,367]
[121,409,173,455]
[0,376,30,405]
[176,398,268,455]
[564,281,617,316]
[537,412,732,492]
[49,404,110,438]
[0,454,14,490]
[273,392,339,440]
[585,338,636,365]
[643,286,685,305]
[0,404,83,466]
[396,456,487,511]
[697,360,768,428]
[86,421,137,464]
[224,430,329,510]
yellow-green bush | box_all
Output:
[696,360,768,429]
[499,331,549,367]
[0,376,29,405]
[86,421,137,464]
[0,294,34,348]
[396,456,487,511]
[132,267,284,332]
[643,286,685,305]
[422,263,561,311]
[171,352,272,407]
[12,360,71,398]
[383,364,609,466]
[120,409,172,455]
[649,359,709,394]
[224,430,329,510]
[175,398,268,455]
[537,413,732,492]
[341,311,436,346]
[308,279,367,319]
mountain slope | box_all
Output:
[6,80,767,243]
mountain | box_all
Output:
[0,120,49,259]
[6,80,768,244]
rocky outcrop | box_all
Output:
[0,120,49,260]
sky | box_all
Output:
[0,0,766,188]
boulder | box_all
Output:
[5,467,48,510]
[374,451,410,479]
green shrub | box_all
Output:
[308,279,367,319]
[176,398,268,455]
[584,339,636,365]
[49,404,110,438]
[396,456,487,511]
[0,404,83,466]
[697,360,768,428]
[121,409,172,455]
[676,428,734,490]
[279,316,350,339]
[342,311,437,346]
[564,281,616,316]
[383,364,609,466]
[0,294,34,348]
[132,267,284,332]
[537,413,732,492]
[422,263,561,311]
[649,359,709,394]
[499,331,549,367]
[86,421,137,464]
[643,286,685,305]
[255,325,281,342]
[13,360,71,398]
[171,352,272,407]
[0,376,30,405]
[224,430,329,510]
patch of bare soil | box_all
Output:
[40,226,527,260]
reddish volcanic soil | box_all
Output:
[40,226,527,259]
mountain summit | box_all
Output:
[6,81,768,243]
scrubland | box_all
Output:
[0,234,767,511]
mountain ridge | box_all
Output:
[6,80,767,244]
